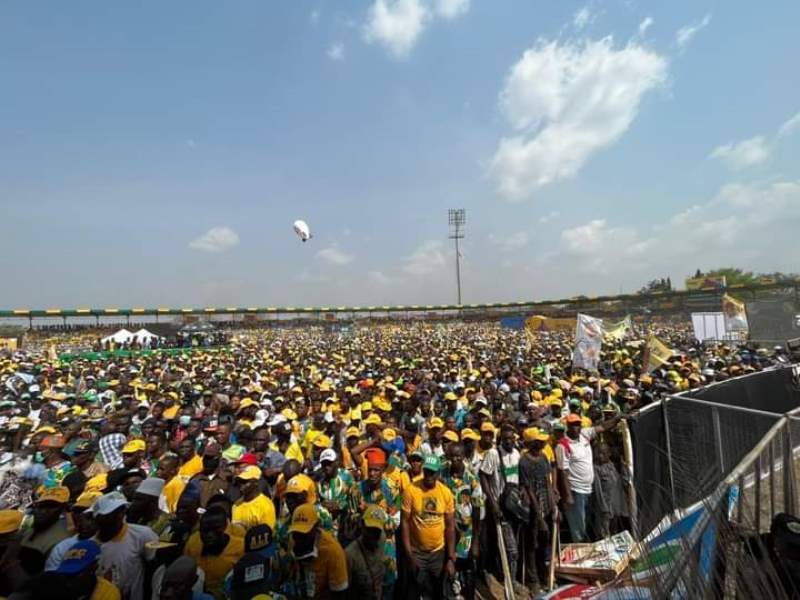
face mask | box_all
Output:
[179,416,191,427]
[34,451,44,463]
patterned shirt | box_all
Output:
[99,433,126,469]
[318,468,359,538]
[441,466,484,559]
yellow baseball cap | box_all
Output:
[0,510,22,534]
[35,486,69,505]
[122,439,145,454]
[461,428,480,441]
[429,417,444,429]
[236,465,262,481]
[363,414,382,426]
[443,430,459,443]
[285,474,315,497]
[362,504,386,530]
[289,503,319,534]
[345,426,361,438]
[523,427,550,443]
[480,422,497,434]
[382,428,397,442]
[73,490,103,509]
[312,434,332,449]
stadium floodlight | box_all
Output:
[448,209,466,305]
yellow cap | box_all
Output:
[236,465,262,481]
[461,428,480,441]
[0,510,22,534]
[285,474,315,497]
[312,434,332,449]
[443,430,459,443]
[345,426,361,438]
[122,439,145,454]
[523,427,550,442]
[74,490,102,509]
[363,414,382,426]
[289,503,319,534]
[362,504,386,530]
[429,417,444,429]
[480,422,497,434]
[239,398,257,410]
[35,486,69,505]
[381,428,397,442]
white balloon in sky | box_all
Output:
[293,220,311,242]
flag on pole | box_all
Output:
[572,314,604,371]
[606,315,632,341]
[644,334,672,372]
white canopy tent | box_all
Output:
[132,328,161,343]
[101,329,134,344]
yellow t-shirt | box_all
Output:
[163,476,187,514]
[184,531,244,599]
[308,529,349,600]
[401,480,455,553]
[399,470,423,495]
[177,454,203,479]
[232,494,277,532]
[163,405,179,420]
[91,577,121,600]
[271,441,305,463]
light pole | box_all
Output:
[448,209,465,305]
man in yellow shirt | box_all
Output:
[176,438,203,480]
[184,508,244,600]
[289,503,349,600]
[157,455,186,514]
[400,454,456,599]
[231,465,276,533]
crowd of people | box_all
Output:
[0,320,786,600]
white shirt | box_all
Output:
[555,428,597,495]
[97,523,158,600]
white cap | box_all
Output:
[319,449,337,463]
[267,414,287,427]
[136,477,165,498]
[90,492,129,516]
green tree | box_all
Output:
[695,267,758,286]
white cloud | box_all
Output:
[489,231,529,252]
[573,6,594,30]
[363,0,431,59]
[316,246,354,266]
[676,13,711,50]
[538,210,560,224]
[544,180,800,284]
[709,136,770,169]
[367,270,395,286]
[778,111,800,138]
[638,17,654,37]
[310,9,320,24]
[327,43,345,61]
[435,0,469,20]
[403,240,448,275]
[189,227,240,253]
[490,36,667,200]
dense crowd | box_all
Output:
[0,321,785,600]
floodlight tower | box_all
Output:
[448,209,466,305]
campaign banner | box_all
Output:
[605,315,632,341]
[644,335,672,372]
[572,314,604,371]
[722,294,748,332]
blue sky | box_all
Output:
[1,0,799,308]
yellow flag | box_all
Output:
[645,334,672,372]
[606,315,632,341]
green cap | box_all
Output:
[422,454,442,472]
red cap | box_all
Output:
[364,447,387,467]
[239,453,259,466]
[565,414,582,424]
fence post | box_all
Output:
[783,420,796,515]
[712,406,725,473]
[662,400,677,510]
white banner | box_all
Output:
[572,313,604,371]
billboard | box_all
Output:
[691,312,727,342]
[685,275,727,290]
